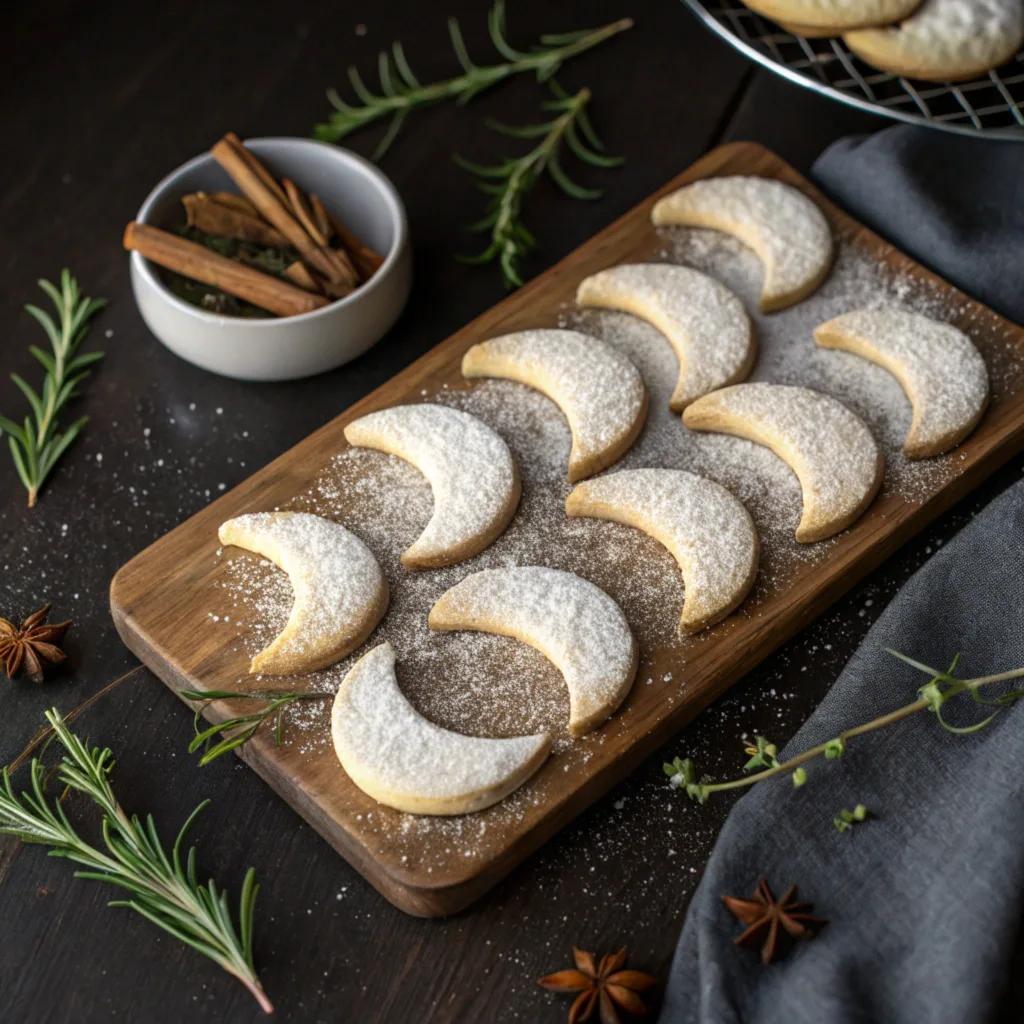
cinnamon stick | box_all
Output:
[324,206,385,283]
[211,135,342,285]
[209,191,260,215]
[309,193,332,241]
[124,221,329,318]
[183,193,289,248]
[283,260,322,293]
[222,132,291,208]
[283,178,358,289]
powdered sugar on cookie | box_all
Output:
[815,309,989,457]
[462,328,647,482]
[652,176,834,311]
[344,404,520,568]
[845,0,1024,81]
[567,469,759,633]
[576,264,754,410]
[332,642,550,815]
[429,566,638,737]
[218,511,388,675]
[683,383,884,542]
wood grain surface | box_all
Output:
[109,141,1024,918]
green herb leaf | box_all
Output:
[0,709,272,1013]
[182,688,333,766]
[313,2,633,156]
[824,737,846,759]
[457,84,621,288]
[743,735,779,771]
[1,271,105,507]
[834,804,870,833]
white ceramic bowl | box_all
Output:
[129,137,412,381]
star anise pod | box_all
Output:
[722,877,827,964]
[538,946,656,1023]
[0,604,72,683]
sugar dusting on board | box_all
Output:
[206,225,1019,869]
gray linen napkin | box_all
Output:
[814,127,1024,326]
[660,126,1024,1023]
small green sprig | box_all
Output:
[0,270,105,507]
[181,688,333,766]
[0,708,271,1013]
[834,805,870,833]
[664,649,1024,811]
[313,1,632,158]
[456,83,622,287]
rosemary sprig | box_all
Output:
[181,688,333,766]
[0,708,271,1013]
[665,649,1024,808]
[313,1,632,158]
[456,83,622,287]
[0,270,105,507]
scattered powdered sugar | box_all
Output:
[816,309,989,451]
[331,642,548,807]
[206,221,1019,869]
[343,404,518,565]
[430,566,636,735]
[568,469,758,630]
[652,176,833,307]
[463,328,645,473]
[577,263,752,407]
[686,383,881,540]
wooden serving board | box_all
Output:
[111,143,1024,917]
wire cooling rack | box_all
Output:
[682,0,1024,139]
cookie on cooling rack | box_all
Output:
[844,0,1024,82]
[739,0,922,33]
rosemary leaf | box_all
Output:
[181,688,333,766]
[1,270,105,507]
[313,1,632,159]
[455,84,621,288]
[0,709,272,1013]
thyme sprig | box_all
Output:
[181,688,333,766]
[313,1,632,158]
[456,83,622,287]
[0,270,106,507]
[665,649,1024,807]
[834,805,870,833]
[0,708,271,1013]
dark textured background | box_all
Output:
[3,2,1021,1021]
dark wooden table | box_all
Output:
[3,2,1021,1021]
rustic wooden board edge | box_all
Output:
[110,141,1024,917]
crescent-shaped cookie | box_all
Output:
[845,0,1024,81]
[219,512,388,675]
[741,0,921,31]
[461,329,648,482]
[566,469,759,633]
[651,176,834,312]
[343,404,520,569]
[815,310,989,458]
[332,643,551,816]
[428,566,638,737]
[576,264,756,412]
[778,21,849,36]
[683,384,884,543]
